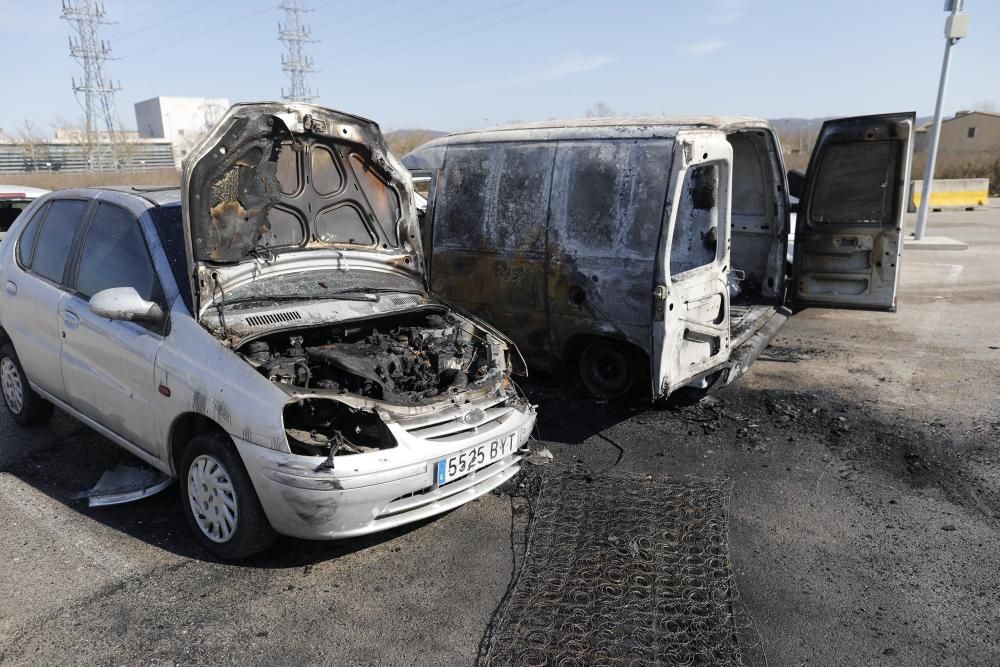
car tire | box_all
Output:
[578,340,637,399]
[180,432,276,560]
[0,343,54,426]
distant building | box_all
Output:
[913,121,934,153]
[134,96,230,167]
[914,110,1000,154]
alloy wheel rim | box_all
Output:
[1,357,23,415]
[187,454,239,543]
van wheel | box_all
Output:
[0,344,54,426]
[180,432,276,560]
[578,340,636,399]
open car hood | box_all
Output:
[181,102,425,315]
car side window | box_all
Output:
[75,203,157,301]
[16,202,47,268]
[31,199,90,285]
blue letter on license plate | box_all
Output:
[436,459,447,485]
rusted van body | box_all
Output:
[404,114,913,398]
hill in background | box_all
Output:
[385,129,447,157]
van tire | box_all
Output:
[578,340,637,399]
[180,432,276,560]
[0,344,54,426]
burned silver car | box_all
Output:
[404,113,914,399]
[0,102,535,558]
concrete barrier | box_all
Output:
[909,178,990,212]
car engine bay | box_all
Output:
[235,309,511,458]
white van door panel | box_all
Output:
[792,112,914,311]
[652,131,733,397]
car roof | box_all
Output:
[403,115,773,168]
[94,186,181,207]
[0,185,49,199]
[436,115,770,143]
[41,186,181,209]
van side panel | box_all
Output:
[546,140,673,359]
[430,142,556,365]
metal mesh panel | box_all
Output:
[480,466,765,666]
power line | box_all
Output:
[279,0,316,103]
[310,0,456,44]
[114,0,221,40]
[113,0,186,25]
[310,0,401,28]
[117,0,576,97]
[321,0,530,61]
[118,3,275,59]
[382,0,456,24]
[340,0,576,68]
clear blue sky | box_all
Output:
[1,0,998,135]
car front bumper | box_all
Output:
[233,399,536,540]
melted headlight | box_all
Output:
[283,398,397,460]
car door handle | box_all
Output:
[63,311,81,329]
[4,281,15,296]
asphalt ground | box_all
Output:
[1,202,998,665]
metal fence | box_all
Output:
[0,140,175,173]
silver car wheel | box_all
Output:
[1,356,24,415]
[187,454,239,543]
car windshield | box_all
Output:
[148,205,193,313]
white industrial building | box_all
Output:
[134,96,230,167]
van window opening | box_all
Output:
[670,163,720,276]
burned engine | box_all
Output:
[236,309,504,458]
[238,310,497,403]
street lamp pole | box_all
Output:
[914,1,969,241]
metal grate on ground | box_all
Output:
[480,466,765,666]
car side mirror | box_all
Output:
[89,286,164,325]
[787,169,806,200]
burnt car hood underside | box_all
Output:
[181,102,425,316]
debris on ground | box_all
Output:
[73,462,174,507]
[524,447,554,466]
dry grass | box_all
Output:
[0,169,179,191]
[384,130,445,158]
[913,151,1000,194]
[782,152,810,172]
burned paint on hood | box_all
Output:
[182,102,425,317]
[185,103,419,262]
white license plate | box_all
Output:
[436,432,518,485]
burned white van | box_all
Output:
[403,113,914,399]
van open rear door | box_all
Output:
[791,112,914,311]
[652,131,733,398]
